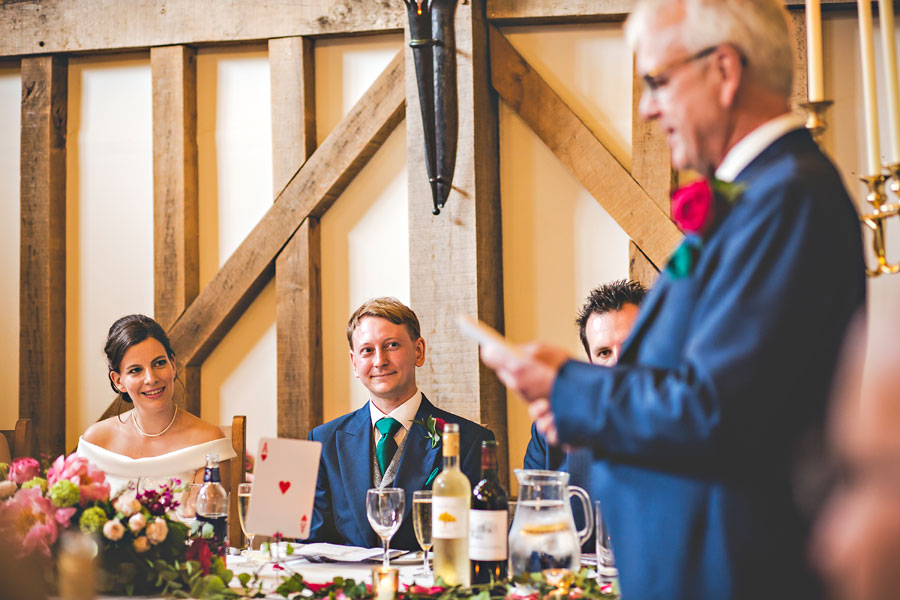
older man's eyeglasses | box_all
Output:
[641,45,719,94]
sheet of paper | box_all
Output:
[457,314,524,364]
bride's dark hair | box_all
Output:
[105,314,176,404]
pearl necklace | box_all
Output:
[132,406,178,438]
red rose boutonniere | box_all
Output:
[667,178,744,279]
[412,415,446,449]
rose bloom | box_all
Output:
[133,535,150,553]
[0,487,74,557]
[670,179,715,235]
[8,457,41,485]
[47,454,110,504]
[128,512,147,534]
[103,519,125,541]
[0,480,17,500]
[145,517,168,545]
[114,495,141,517]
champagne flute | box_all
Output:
[366,488,405,568]
[412,490,433,578]
[237,483,256,561]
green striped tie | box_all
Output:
[375,417,402,476]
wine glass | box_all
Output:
[594,500,616,580]
[412,490,433,578]
[237,483,257,561]
[366,488,405,568]
[136,476,174,496]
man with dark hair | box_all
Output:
[308,297,494,550]
[524,280,645,547]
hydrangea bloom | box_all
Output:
[21,477,48,493]
[47,454,110,505]
[8,457,41,485]
[48,480,80,508]
[79,506,107,534]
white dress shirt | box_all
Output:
[368,390,423,448]
[715,113,806,182]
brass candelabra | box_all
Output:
[860,165,900,277]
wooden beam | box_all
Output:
[20,55,67,459]
[407,0,509,486]
[276,221,323,439]
[486,0,883,24]
[269,36,322,439]
[0,0,403,58]
[151,46,203,417]
[228,415,246,549]
[490,27,681,269]
[167,51,405,369]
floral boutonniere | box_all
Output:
[412,415,446,449]
[667,178,745,279]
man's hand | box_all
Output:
[480,341,568,402]
[528,398,559,445]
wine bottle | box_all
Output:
[196,453,229,556]
[432,423,471,587]
[470,440,509,584]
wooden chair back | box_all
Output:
[222,415,247,549]
[0,419,35,461]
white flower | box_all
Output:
[114,495,141,517]
[128,512,147,534]
[0,480,17,500]
[133,535,150,553]
[102,519,125,541]
[145,517,168,545]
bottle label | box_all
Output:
[432,496,468,539]
[469,510,508,560]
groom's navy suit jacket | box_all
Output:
[551,129,865,599]
[308,395,494,550]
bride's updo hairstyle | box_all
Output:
[105,314,177,403]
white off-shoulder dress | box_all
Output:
[76,437,237,496]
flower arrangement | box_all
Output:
[0,454,237,598]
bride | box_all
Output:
[78,314,236,495]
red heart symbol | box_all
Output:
[261,442,268,462]
[279,481,291,494]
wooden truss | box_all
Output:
[9,1,845,489]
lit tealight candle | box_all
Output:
[372,567,399,600]
[857,0,882,175]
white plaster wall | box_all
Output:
[65,55,154,448]
[499,25,633,490]
[315,35,409,424]
[0,64,20,430]
[195,45,277,458]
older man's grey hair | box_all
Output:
[624,0,794,99]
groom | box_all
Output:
[308,297,494,550]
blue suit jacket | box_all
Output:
[308,395,494,550]
[551,129,865,599]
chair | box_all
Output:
[0,419,35,461]
[220,415,247,549]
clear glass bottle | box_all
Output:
[196,453,229,555]
[431,423,471,587]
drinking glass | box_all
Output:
[366,488,405,568]
[175,483,201,524]
[594,500,616,578]
[412,490,432,577]
[136,476,174,495]
[237,483,256,560]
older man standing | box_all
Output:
[480,1,865,598]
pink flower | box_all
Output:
[54,506,76,528]
[145,517,168,544]
[133,535,150,553]
[103,519,125,541]
[47,454,110,505]
[128,513,146,534]
[0,487,59,557]
[407,584,447,595]
[671,179,715,235]
[8,457,41,485]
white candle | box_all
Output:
[878,0,900,162]
[858,0,882,175]
[806,0,825,102]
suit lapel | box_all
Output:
[393,396,442,523]
[336,404,376,546]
